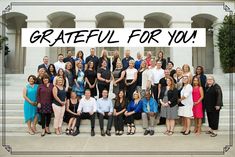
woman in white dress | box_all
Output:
[178,75,193,135]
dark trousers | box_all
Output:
[151,84,159,101]
[98,83,110,98]
[97,112,113,131]
[126,80,137,101]
[152,84,166,124]
[158,106,166,124]
[126,112,142,124]
[41,113,51,129]
[75,113,95,130]
[114,113,124,131]
[202,100,206,123]
[207,111,220,130]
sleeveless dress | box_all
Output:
[192,86,203,118]
[24,84,39,123]
[112,68,122,95]
[64,99,79,123]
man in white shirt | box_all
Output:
[148,61,165,102]
[54,54,66,73]
[97,89,114,136]
[73,89,97,136]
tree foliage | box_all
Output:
[218,14,235,73]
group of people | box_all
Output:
[23,48,223,137]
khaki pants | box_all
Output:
[52,103,65,129]
[142,112,155,130]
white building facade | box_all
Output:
[1,0,234,76]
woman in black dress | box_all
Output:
[97,60,112,98]
[84,61,97,97]
[156,50,167,70]
[65,62,75,98]
[65,91,79,135]
[113,90,127,136]
[204,75,223,137]
[98,49,111,70]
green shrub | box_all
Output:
[218,14,235,73]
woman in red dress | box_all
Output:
[192,76,204,135]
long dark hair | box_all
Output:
[76,50,84,60]
[195,66,204,75]
[115,90,126,108]
[48,64,56,76]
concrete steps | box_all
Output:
[0,74,234,136]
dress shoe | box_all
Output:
[106,130,111,136]
[144,130,150,135]
[91,129,95,136]
[183,130,191,135]
[72,129,80,136]
[149,130,154,136]
[101,130,105,136]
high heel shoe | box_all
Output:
[180,130,186,134]
[130,124,136,135]
[127,124,131,135]
[41,130,46,137]
[183,130,191,135]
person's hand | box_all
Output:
[77,111,81,116]
[32,102,37,106]
[149,112,155,117]
[124,112,129,116]
[105,79,109,83]
[37,103,41,108]
[113,82,117,86]
[61,101,66,106]
[91,84,95,88]
[89,112,94,115]
[178,99,181,103]
[108,112,112,116]
[215,106,220,110]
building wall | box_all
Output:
[1,0,234,75]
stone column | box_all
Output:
[6,29,16,73]
[212,21,223,74]
[24,19,50,76]
[168,21,193,69]
[124,19,145,59]
[74,19,96,59]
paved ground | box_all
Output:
[0,132,234,157]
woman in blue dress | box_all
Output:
[23,75,39,135]
[74,50,85,71]
[73,61,85,98]
[124,91,143,135]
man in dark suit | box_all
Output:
[38,56,49,74]
[85,48,99,71]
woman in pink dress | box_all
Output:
[192,76,204,135]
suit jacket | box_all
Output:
[38,64,49,73]
[159,87,178,107]
[204,83,223,112]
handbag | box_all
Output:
[178,102,185,107]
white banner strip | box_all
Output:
[21,28,206,47]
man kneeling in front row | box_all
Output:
[97,89,114,136]
[73,89,96,136]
